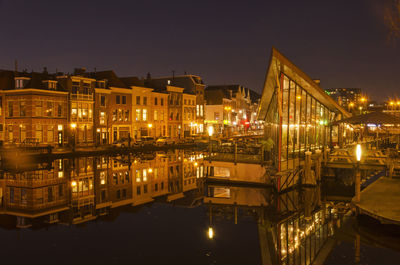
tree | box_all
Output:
[385,0,400,42]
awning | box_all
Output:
[331,111,400,125]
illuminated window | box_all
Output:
[143,109,147,121]
[136,109,141,121]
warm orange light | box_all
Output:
[349,102,354,107]
[71,181,77,187]
[360,97,366,102]
[397,101,400,106]
[390,101,395,106]
[296,95,302,100]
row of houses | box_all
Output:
[0,69,206,146]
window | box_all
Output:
[116,95,120,104]
[160,111,164,121]
[154,97,158,105]
[143,109,147,121]
[161,98,164,106]
[57,103,62,117]
[36,124,43,143]
[154,110,158,121]
[47,126,54,143]
[19,101,26,117]
[122,96,126,104]
[100,95,106,106]
[125,110,129,121]
[8,102,13,117]
[47,102,53,117]
[20,125,26,142]
[136,109,141,121]
[136,96,140,105]
[70,102,76,119]
[143,97,147,106]
[137,186,141,195]
[214,112,219,120]
[112,110,117,121]
[200,105,203,117]
[196,105,199,116]
[10,187,14,203]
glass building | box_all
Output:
[258,48,350,171]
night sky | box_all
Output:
[0,0,398,101]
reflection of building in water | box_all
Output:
[0,151,205,228]
[205,184,341,265]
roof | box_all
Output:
[205,85,260,101]
[0,70,65,91]
[258,47,350,120]
[332,111,400,125]
[91,71,129,89]
[120,76,145,87]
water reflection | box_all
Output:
[0,152,398,265]
[0,151,205,227]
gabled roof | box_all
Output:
[258,48,350,120]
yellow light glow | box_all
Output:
[349,102,354,107]
[360,97,366,102]
[208,126,214,137]
[397,101,400,105]
[100,179,105,185]
[356,144,362,162]
[58,125,63,131]
[70,123,77,129]
[194,162,198,167]
[207,227,214,239]
[296,95,302,100]
[148,123,153,128]
[390,101,395,106]
[148,168,153,173]
[71,181,77,187]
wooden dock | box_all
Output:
[353,177,400,225]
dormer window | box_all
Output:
[15,77,30,89]
[43,80,57,90]
[97,81,105,88]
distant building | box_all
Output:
[145,74,205,134]
[204,85,260,135]
[325,88,362,111]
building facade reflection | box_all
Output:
[0,151,205,227]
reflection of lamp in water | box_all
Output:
[207,227,214,239]
[208,126,214,162]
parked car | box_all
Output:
[156,137,175,146]
[141,136,155,146]
[112,138,131,148]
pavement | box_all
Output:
[354,177,400,225]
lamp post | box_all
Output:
[355,144,362,203]
[208,126,214,162]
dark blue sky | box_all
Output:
[0,0,398,101]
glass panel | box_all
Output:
[281,75,289,171]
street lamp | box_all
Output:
[148,123,153,137]
[355,144,362,203]
[208,126,214,162]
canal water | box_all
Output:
[0,150,399,265]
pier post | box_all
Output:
[304,151,312,184]
[355,162,361,203]
[355,233,360,264]
[315,149,322,182]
